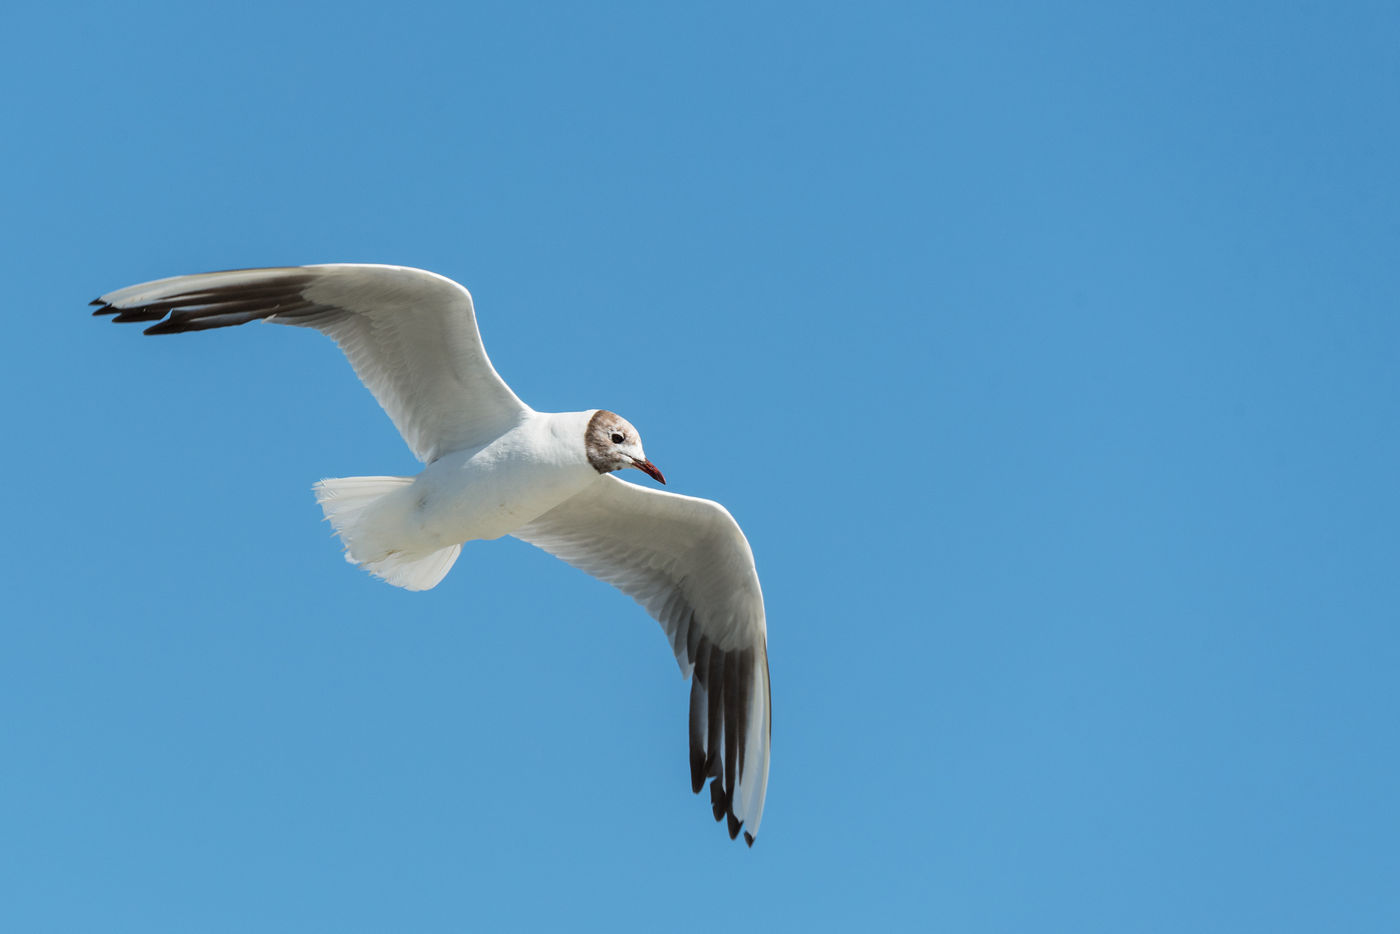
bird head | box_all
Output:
[584,409,665,484]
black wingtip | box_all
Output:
[111,309,167,324]
[708,777,744,841]
[744,831,755,847]
[89,298,104,306]
[90,303,117,317]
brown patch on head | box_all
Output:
[585,409,635,474]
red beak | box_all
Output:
[632,459,666,484]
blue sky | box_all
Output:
[3,1,1397,930]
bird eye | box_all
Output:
[610,432,625,444]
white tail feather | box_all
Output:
[313,476,460,591]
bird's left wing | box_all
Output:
[512,475,771,845]
[92,264,531,462]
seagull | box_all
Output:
[91,264,770,845]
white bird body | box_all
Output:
[317,410,603,588]
[93,264,771,845]
[403,409,600,544]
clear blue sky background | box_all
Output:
[3,2,1396,931]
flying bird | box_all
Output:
[92,264,770,845]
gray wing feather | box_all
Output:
[93,264,530,461]
[513,475,771,845]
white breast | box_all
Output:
[382,411,601,549]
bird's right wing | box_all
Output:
[92,264,531,461]
[513,475,771,845]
